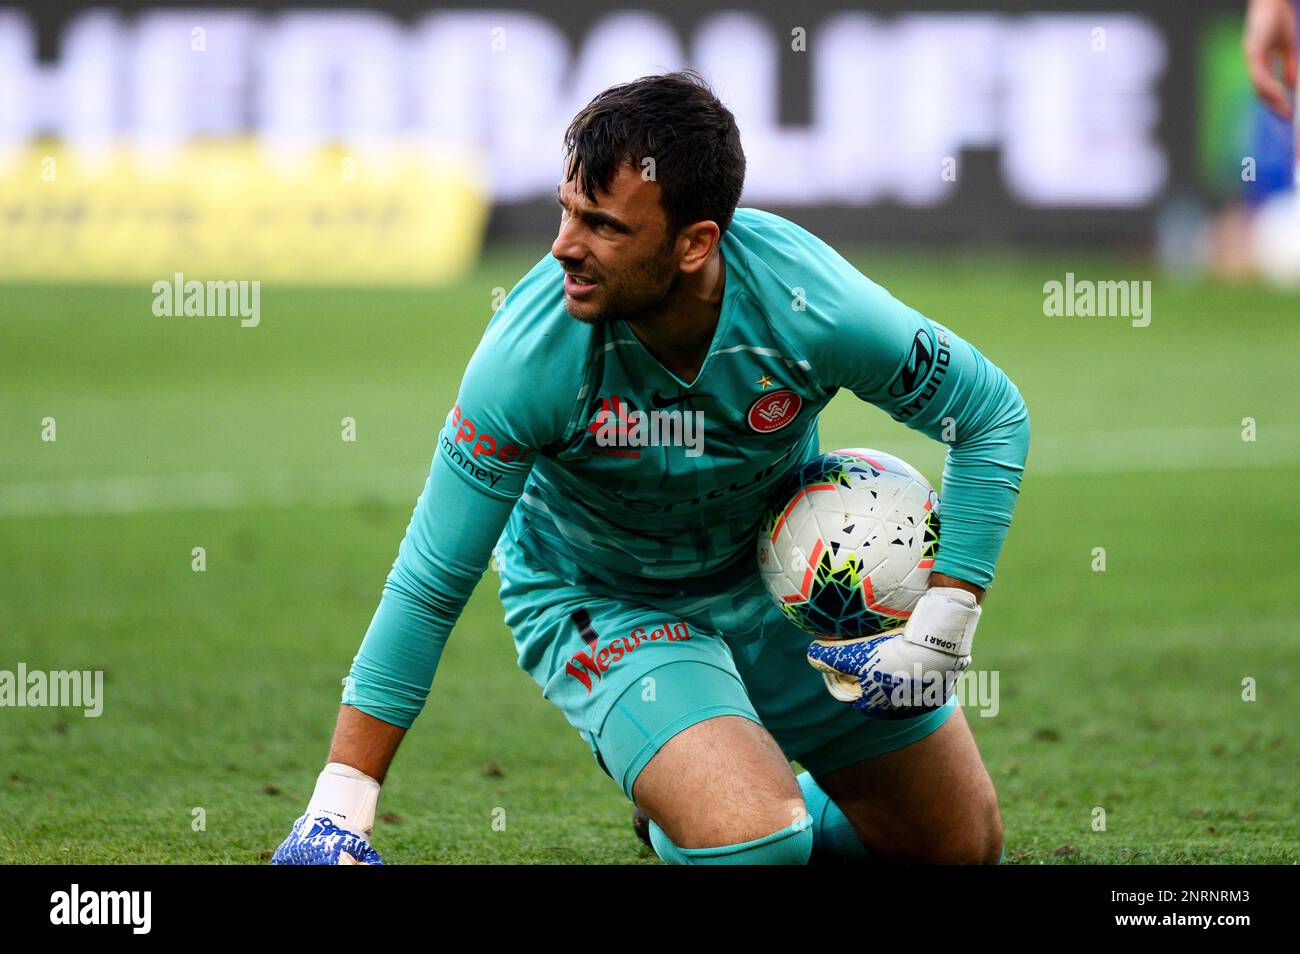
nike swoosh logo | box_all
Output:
[651,390,714,408]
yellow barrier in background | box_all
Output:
[0,141,489,285]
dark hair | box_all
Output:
[562,69,746,239]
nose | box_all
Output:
[551,216,587,269]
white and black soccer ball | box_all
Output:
[757,448,940,641]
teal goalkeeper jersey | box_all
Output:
[343,208,1030,727]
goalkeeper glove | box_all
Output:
[805,586,980,719]
[270,762,384,865]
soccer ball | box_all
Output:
[757,448,940,641]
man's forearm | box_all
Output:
[328,704,407,783]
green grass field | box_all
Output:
[1,249,1297,864]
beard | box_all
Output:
[564,243,680,326]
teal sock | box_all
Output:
[796,770,873,862]
[648,819,813,865]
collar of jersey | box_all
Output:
[615,245,740,390]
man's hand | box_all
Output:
[271,812,384,865]
[1245,0,1298,119]
[806,586,981,718]
[270,762,384,865]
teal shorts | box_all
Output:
[495,530,956,801]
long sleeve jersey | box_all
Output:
[343,208,1030,728]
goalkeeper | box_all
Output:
[273,71,1029,866]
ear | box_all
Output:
[675,220,722,274]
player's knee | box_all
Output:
[650,807,813,865]
[979,803,1005,864]
[655,794,807,852]
[914,797,1003,865]
[631,713,807,853]
[948,811,1003,865]
[967,790,1004,864]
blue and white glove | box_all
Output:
[271,763,384,865]
[805,587,980,719]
